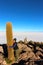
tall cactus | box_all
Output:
[6,22,15,61]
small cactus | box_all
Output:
[6,22,15,61]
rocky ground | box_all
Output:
[0,52,7,65]
[0,40,43,65]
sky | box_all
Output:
[0,0,43,31]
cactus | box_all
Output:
[6,22,15,61]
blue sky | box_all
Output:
[0,0,43,31]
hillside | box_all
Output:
[0,40,43,65]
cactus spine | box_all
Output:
[6,22,15,61]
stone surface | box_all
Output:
[0,53,8,65]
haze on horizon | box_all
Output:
[0,31,43,44]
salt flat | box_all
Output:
[0,31,43,44]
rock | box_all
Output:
[36,51,43,59]
[0,46,3,53]
[2,60,7,65]
[18,51,36,62]
[0,53,8,65]
[36,47,43,51]
[18,43,32,52]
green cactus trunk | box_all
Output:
[6,22,15,61]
